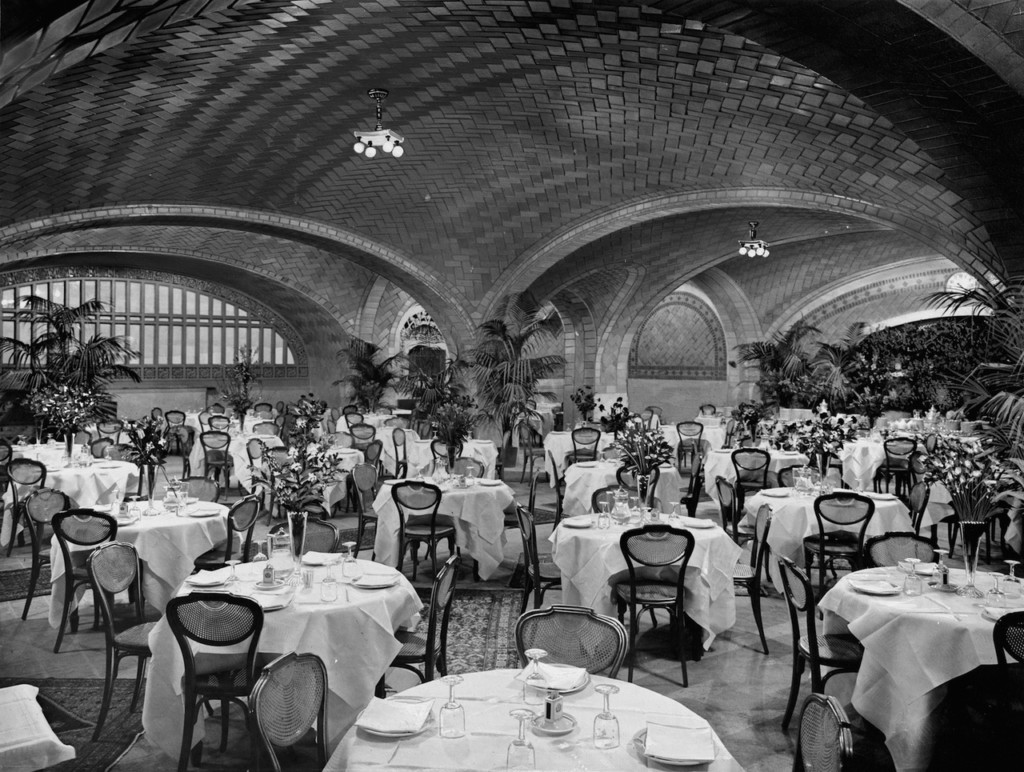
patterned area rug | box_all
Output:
[0,677,142,772]
[0,565,51,602]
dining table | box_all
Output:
[561,460,685,516]
[542,430,618,482]
[142,557,422,758]
[702,448,809,502]
[550,514,741,649]
[405,438,499,479]
[47,501,230,627]
[693,416,728,452]
[188,432,285,492]
[819,567,1016,772]
[371,477,514,580]
[743,487,913,590]
[324,668,743,771]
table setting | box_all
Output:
[702,448,809,501]
[542,430,617,481]
[405,437,500,478]
[562,460,685,516]
[142,555,422,758]
[324,668,742,771]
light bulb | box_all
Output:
[365,146,377,158]
[738,246,747,256]
[382,140,394,153]
[755,246,764,256]
[353,141,365,154]
[392,144,404,158]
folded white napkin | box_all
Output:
[356,697,433,733]
[515,662,587,691]
[677,516,712,528]
[185,568,231,586]
[644,713,716,763]
[983,606,1013,622]
[301,551,341,566]
[352,574,396,588]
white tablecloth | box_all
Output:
[562,461,684,516]
[543,431,617,483]
[0,684,76,770]
[47,503,229,626]
[143,559,422,758]
[550,517,741,649]
[325,669,743,771]
[820,568,1012,772]
[372,479,513,579]
[1,458,139,547]
[744,489,912,590]
[703,449,809,501]
[376,428,420,475]
[189,433,284,491]
[405,438,499,479]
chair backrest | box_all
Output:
[9,458,47,493]
[197,410,211,431]
[813,493,875,552]
[208,415,231,431]
[571,427,601,457]
[184,477,221,502]
[778,557,823,664]
[200,430,231,455]
[515,605,628,678]
[546,450,564,488]
[150,407,164,421]
[391,427,407,462]
[699,403,717,416]
[777,464,801,489]
[430,438,463,461]
[792,693,854,772]
[73,429,92,446]
[96,420,123,438]
[207,403,225,414]
[923,433,938,454]
[907,481,931,533]
[614,465,660,506]
[246,438,264,464]
[165,410,186,426]
[275,400,286,414]
[591,485,619,513]
[249,652,329,772]
[420,554,460,679]
[731,448,770,488]
[619,525,695,611]
[714,475,739,534]
[22,487,70,551]
[451,457,485,477]
[226,495,261,561]
[253,402,273,416]
[253,421,279,436]
[515,504,540,584]
[676,421,704,442]
[351,463,379,513]
[165,592,263,692]
[90,437,114,459]
[341,404,359,415]
[884,437,916,464]
[167,425,193,455]
[344,412,365,429]
[330,432,354,449]
[364,439,384,467]
[723,417,737,446]
[751,504,774,578]
[88,541,146,642]
[52,508,117,547]
[863,532,936,567]
[0,438,12,467]
[349,423,376,447]
[271,516,339,554]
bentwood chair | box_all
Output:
[802,493,875,595]
[527,467,559,527]
[993,612,1024,712]
[269,517,340,555]
[351,463,379,554]
[778,557,863,730]
[776,464,802,489]
[614,525,696,684]
[733,504,773,655]
[873,437,917,497]
[96,420,123,440]
[715,475,753,545]
[451,457,485,478]
[392,427,408,472]
[199,430,233,489]
[515,605,627,678]
[252,421,278,437]
[90,437,114,459]
[6,458,47,556]
[392,480,456,580]
[514,505,562,614]
[208,415,231,432]
[567,427,601,465]
[166,593,264,772]
[678,455,704,518]
[615,466,661,508]
[349,423,376,451]
[591,486,619,514]
[209,403,226,415]
[344,412,365,430]
[51,509,118,653]
[88,542,155,741]
[792,694,855,772]
[252,402,274,418]
[863,532,936,568]
[20,488,70,620]
[183,476,221,503]
[699,404,717,416]
[390,554,460,682]
[518,421,545,483]
[675,421,704,469]
[193,495,261,570]
[430,438,462,464]
[249,652,328,772]
[364,439,385,477]
[731,448,771,506]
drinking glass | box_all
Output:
[506,709,535,771]
[902,558,922,595]
[438,675,465,738]
[270,532,293,582]
[522,648,547,705]
[593,683,620,749]
[341,541,361,582]
[1005,561,1022,602]
[320,563,338,602]
[986,575,1006,608]
[225,559,240,583]
[597,501,611,530]
[896,558,914,589]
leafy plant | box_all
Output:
[735,321,821,408]
[611,421,673,476]
[570,386,596,422]
[598,397,632,434]
[397,354,468,420]
[29,383,103,438]
[122,416,167,467]
[220,345,261,421]
[431,397,480,448]
[336,338,404,413]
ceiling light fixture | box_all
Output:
[738,221,770,258]
[352,88,405,159]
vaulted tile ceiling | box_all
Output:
[1,0,1023,378]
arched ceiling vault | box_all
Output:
[0,0,1023,356]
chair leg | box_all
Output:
[782,655,805,730]
[626,604,639,682]
[178,699,199,772]
[21,557,40,620]
[92,650,120,740]
[130,657,147,712]
[749,583,769,655]
[54,581,76,653]
[676,613,688,688]
[219,699,230,752]
[520,576,532,615]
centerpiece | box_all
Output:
[610,420,674,504]
[431,397,480,469]
[122,416,168,498]
[793,410,858,476]
[598,397,632,437]
[220,346,261,423]
[29,383,102,456]
[731,401,771,445]
[570,386,597,423]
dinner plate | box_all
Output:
[547,666,590,694]
[187,509,221,518]
[357,701,435,738]
[632,729,707,767]
[677,517,715,529]
[864,492,897,501]
[352,574,399,589]
[185,576,226,588]
[575,462,597,468]
[97,463,123,469]
[760,489,790,498]
[254,580,288,592]
[531,713,577,736]
[849,579,901,596]
[561,515,593,529]
[983,606,1013,622]
[477,479,502,487]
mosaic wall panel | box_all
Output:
[629,293,726,381]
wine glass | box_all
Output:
[438,675,465,738]
[341,541,361,582]
[903,558,923,596]
[597,500,611,530]
[896,558,915,589]
[522,648,547,705]
[320,563,338,602]
[593,683,620,749]
[506,709,535,771]
[987,574,1006,607]
[1004,560,1022,602]
[225,559,240,583]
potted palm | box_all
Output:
[336,338,405,413]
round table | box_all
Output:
[562,461,684,515]
[542,431,617,483]
[405,438,499,479]
[143,558,422,759]
[371,478,513,579]
[188,432,285,491]
[820,568,1016,771]
[550,514,741,648]
[703,449,809,501]
[325,669,742,771]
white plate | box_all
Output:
[864,492,897,501]
[983,606,1013,622]
[574,462,597,468]
[357,701,435,738]
[561,516,593,529]
[547,667,590,694]
[632,729,708,767]
[478,479,503,487]
[352,574,399,589]
[254,580,288,592]
[760,489,790,498]
[678,518,715,529]
[531,713,577,737]
[849,580,901,596]
[184,576,226,588]
[187,509,221,518]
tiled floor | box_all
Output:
[3,460,985,771]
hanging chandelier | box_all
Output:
[352,88,405,158]
[738,221,770,258]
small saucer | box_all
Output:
[531,713,577,736]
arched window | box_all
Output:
[0,270,305,380]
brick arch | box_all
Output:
[0,204,477,343]
[488,186,1002,316]
[628,293,727,381]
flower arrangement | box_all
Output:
[220,346,261,421]
[921,435,1005,523]
[794,411,858,467]
[122,416,167,467]
[764,419,802,451]
[732,401,770,429]
[29,383,101,436]
[570,386,596,422]
[611,421,674,476]
[598,397,632,434]
[431,396,479,448]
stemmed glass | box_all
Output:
[506,709,535,771]
[341,541,361,582]
[986,574,1006,608]
[593,683,620,749]
[1005,560,1022,602]
[522,648,547,705]
[438,675,465,738]
[225,559,240,583]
